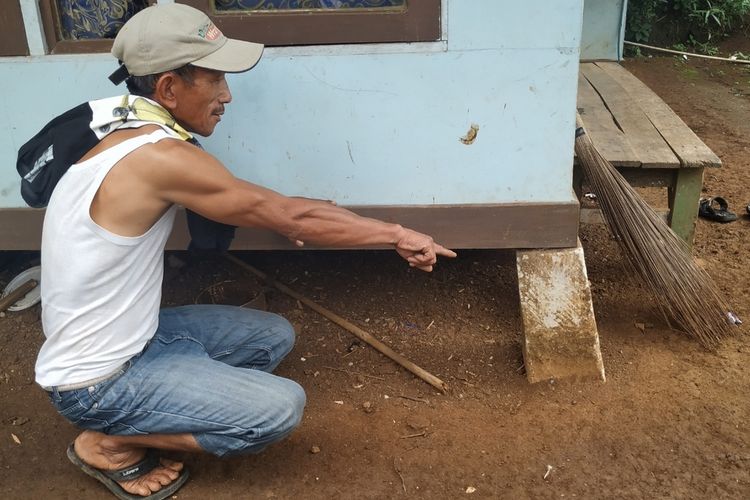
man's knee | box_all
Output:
[267,314,296,359]
[247,377,306,447]
[271,378,306,433]
[201,378,306,457]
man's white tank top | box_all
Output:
[36,129,178,387]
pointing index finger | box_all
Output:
[434,244,457,258]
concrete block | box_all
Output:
[516,239,605,383]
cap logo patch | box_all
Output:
[198,22,222,41]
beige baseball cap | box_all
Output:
[109,3,264,85]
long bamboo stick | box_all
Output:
[225,253,448,392]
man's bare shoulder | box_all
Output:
[122,131,236,202]
[136,134,223,175]
[145,133,199,159]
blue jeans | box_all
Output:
[47,305,306,457]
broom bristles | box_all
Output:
[575,115,735,349]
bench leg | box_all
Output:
[668,167,703,248]
[516,239,605,383]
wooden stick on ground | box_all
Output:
[322,366,386,381]
[0,279,38,313]
[225,253,448,393]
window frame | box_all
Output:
[0,0,29,56]
[178,0,441,46]
[36,0,440,55]
[38,0,156,54]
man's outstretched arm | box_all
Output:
[146,140,457,271]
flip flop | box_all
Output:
[66,443,189,500]
[698,197,738,223]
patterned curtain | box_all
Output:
[57,0,149,40]
[215,1,405,10]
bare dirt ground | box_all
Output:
[2,42,749,499]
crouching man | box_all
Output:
[26,3,455,499]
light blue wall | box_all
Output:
[581,0,628,61]
[0,0,583,208]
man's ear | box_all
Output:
[153,73,179,111]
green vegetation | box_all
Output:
[626,0,750,48]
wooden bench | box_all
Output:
[575,61,721,246]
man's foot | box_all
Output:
[71,430,188,498]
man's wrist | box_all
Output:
[390,224,407,246]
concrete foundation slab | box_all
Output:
[516,239,605,383]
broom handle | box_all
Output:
[575,114,586,134]
[225,254,448,393]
